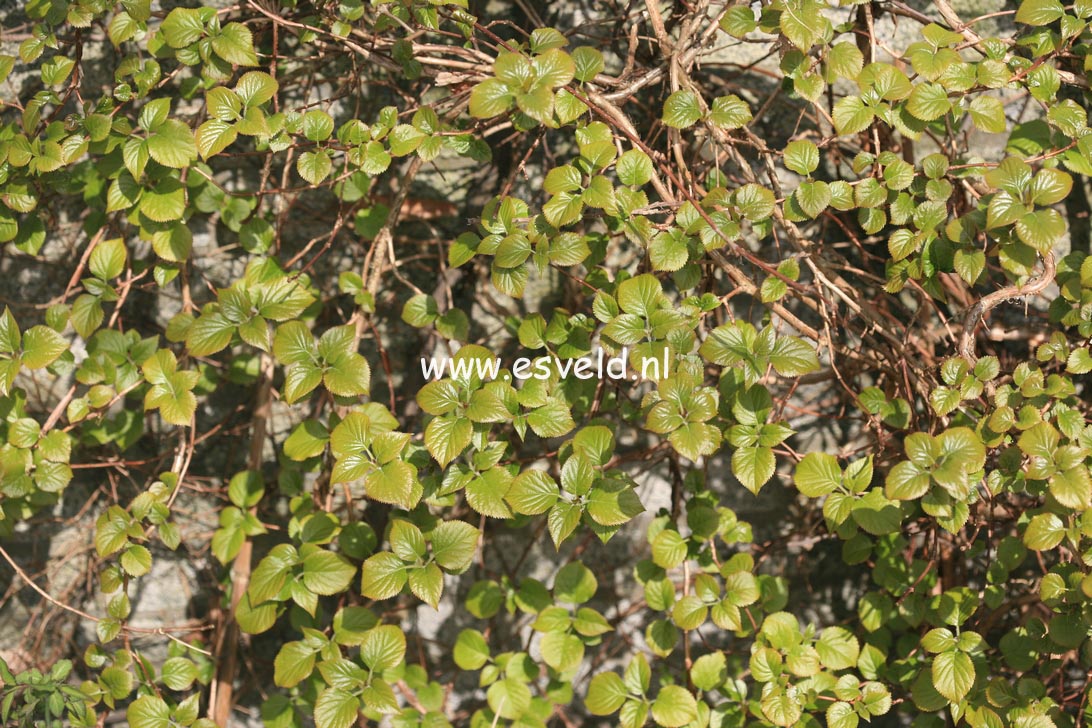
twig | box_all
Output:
[958,252,1057,364]
[0,543,212,653]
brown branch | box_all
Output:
[208,353,274,726]
[958,252,1057,364]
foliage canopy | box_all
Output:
[2,0,1092,727]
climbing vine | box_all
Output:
[1,0,1092,726]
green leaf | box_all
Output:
[732,445,776,494]
[160,8,204,48]
[1015,208,1066,252]
[690,651,727,690]
[469,78,513,118]
[274,641,317,688]
[826,702,858,728]
[1025,511,1066,553]
[616,149,654,187]
[794,180,831,218]
[390,519,426,562]
[236,593,278,634]
[323,353,370,397]
[885,461,930,500]
[721,5,758,35]
[507,469,559,515]
[424,415,472,466]
[827,42,865,80]
[1016,0,1065,24]
[906,83,951,121]
[148,224,191,263]
[430,520,479,572]
[968,96,1006,133]
[360,624,406,670]
[572,46,605,82]
[0,308,19,354]
[527,400,575,437]
[709,94,752,129]
[554,562,597,603]
[408,562,444,608]
[586,672,627,715]
[248,543,297,604]
[235,71,278,106]
[1051,467,1092,509]
[360,552,407,600]
[417,380,460,415]
[454,629,490,670]
[147,120,197,168]
[769,335,820,376]
[854,81,902,122]
[780,0,825,49]
[662,90,702,129]
[360,141,391,175]
[228,470,263,508]
[735,184,775,221]
[783,140,819,175]
[533,48,575,88]
[931,649,975,703]
[364,461,419,509]
[794,452,841,497]
[651,685,698,728]
[1067,347,1092,373]
[127,695,171,728]
[313,688,359,728]
[298,150,333,185]
[669,422,720,461]
[987,190,1026,229]
[1030,167,1073,205]
[187,312,235,356]
[140,178,187,223]
[816,626,860,670]
[211,22,259,66]
[22,325,67,369]
[587,480,644,525]
[90,238,127,280]
[160,656,198,691]
[672,595,708,629]
[302,109,335,142]
[120,544,152,576]
[487,675,533,720]
[617,274,663,317]
[302,550,357,595]
[540,630,585,671]
[652,529,687,569]
[401,295,438,329]
[852,489,902,535]
[922,627,958,653]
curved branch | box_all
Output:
[958,252,1056,364]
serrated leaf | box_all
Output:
[586,672,627,715]
[1016,0,1065,24]
[651,685,698,728]
[147,120,197,168]
[794,452,841,496]
[302,550,357,595]
[360,552,407,600]
[906,83,951,122]
[663,90,702,129]
[22,325,67,369]
[931,649,975,703]
[211,22,258,66]
[968,95,1006,133]
[430,520,478,572]
[425,415,472,466]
